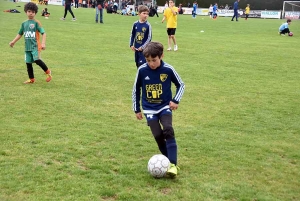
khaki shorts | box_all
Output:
[25,49,40,63]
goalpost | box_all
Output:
[282,1,300,19]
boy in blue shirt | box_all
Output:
[132,42,185,177]
[192,1,197,18]
[279,19,292,36]
[129,5,152,68]
[213,3,218,19]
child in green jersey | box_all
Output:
[9,2,52,84]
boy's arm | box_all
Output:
[129,22,136,49]
[171,68,185,104]
[132,70,142,114]
[162,10,167,23]
[9,34,22,47]
[170,6,178,15]
[41,33,46,50]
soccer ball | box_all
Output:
[147,154,170,178]
[289,32,293,36]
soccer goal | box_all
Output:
[282,1,300,19]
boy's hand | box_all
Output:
[169,101,178,111]
[41,43,46,50]
[130,46,136,51]
[9,41,15,47]
[136,112,143,120]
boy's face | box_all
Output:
[145,55,163,70]
[26,10,36,19]
[169,1,174,7]
[139,11,149,22]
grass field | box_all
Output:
[1,1,300,200]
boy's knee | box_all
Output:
[163,126,174,139]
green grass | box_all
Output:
[1,1,300,200]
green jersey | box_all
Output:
[18,19,45,52]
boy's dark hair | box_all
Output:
[138,5,149,13]
[24,2,38,13]
[143,42,164,58]
[287,19,292,23]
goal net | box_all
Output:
[282,1,300,19]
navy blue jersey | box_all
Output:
[132,61,185,114]
[129,20,152,50]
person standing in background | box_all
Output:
[231,0,240,21]
[95,0,104,23]
[162,0,178,51]
[245,4,250,20]
[61,0,76,21]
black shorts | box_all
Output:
[167,28,176,36]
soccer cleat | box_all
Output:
[174,45,178,51]
[24,79,35,84]
[45,70,52,82]
[60,17,65,20]
[166,163,180,178]
[167,47,172,51]
[72,18,77,21]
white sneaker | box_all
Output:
[167,47,172,51]
[60,17,65,20]
[72,18,77,21]
[174,45,178,51]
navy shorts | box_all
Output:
[135,51,146,67]
[144,108,172,122]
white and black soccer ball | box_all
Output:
[147,154,170,178]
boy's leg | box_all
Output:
[33,50,52,82]
[95,6,99,22]
[160,114,179,177]
[68,6,76,19]
[160,114,177,165]
[63,6,68,18]
[25,63,35,83]
[148,120,168,157]
[24,52,35,83]
[100,8,103,23]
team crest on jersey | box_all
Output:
[135,32,144,43]
[160,74,168,82]
[29,24,35,29]
[142,27,147,32]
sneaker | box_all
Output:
[166,163,180,178]
[60,17,65,20]
[24,79,35,84]
[167,47,172,51]
[72,18,77,21]
[46,71,52,82]
[174,45,178,51]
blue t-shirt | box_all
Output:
[279,22,289,31]
[213,5,218,14]
[193,4,197,12]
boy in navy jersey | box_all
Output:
[132,42,185,177]
[129,5,152,68]
[9,2,52,84]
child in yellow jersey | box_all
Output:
[162,0,178,51]
[245,4,250,20]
